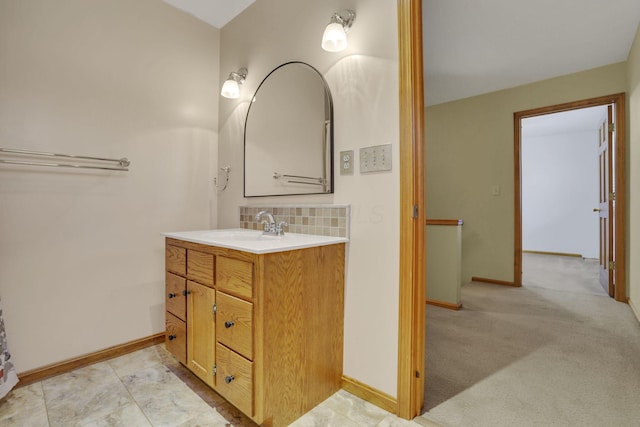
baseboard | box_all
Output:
[17,333,165,387]
[629,298,640,325]
[426,298,462,311]
[523,250,582,258]
[471,276,518,287]
[341,375,397,414]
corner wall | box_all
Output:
[218,0,400,396]
[628,23,640,318]
[0,0,220,371]
[425,62,627,285]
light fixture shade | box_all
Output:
[322,22,348,52]
[221,79,240,99]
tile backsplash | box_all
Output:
[239,205,349,238]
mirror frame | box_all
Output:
[243,61,334,197]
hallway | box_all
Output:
[420,254,640,426]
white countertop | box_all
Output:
[161,228,348,254]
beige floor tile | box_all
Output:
[289,404,363,427]
[121,365,220,427]
[108,345,165,379]
[0,382,49,427]
[42,362,135,427]
[321,390,390,425]
[77,402,152,427]
[4,345,402,427]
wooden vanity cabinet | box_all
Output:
[164,237,345,427]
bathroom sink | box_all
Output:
[162,228,348,254]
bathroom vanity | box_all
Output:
[162,229,347,427]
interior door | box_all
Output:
[597,105,614,296]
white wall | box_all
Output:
[0,0,219,371]
[218,0,400,396]
[522,130,600,258]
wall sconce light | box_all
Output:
[221,67,248,99]
[321,9,356,52]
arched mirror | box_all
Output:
[244,61,333,197]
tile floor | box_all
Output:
[0,344,427,427]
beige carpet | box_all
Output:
[419,254,640,427]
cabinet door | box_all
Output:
[165,312,186,364]
[187,250,214,287]
[216,291,253,360]
[216,343,253,417]
[187,280,216,387]
[166,245,186,276]
[166,272,186,321]
[216,256,253,299]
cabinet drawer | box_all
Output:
[216,343,253,417]
[166,245,186,276]
[166,273,186,321]
[187,250,214,287]
[216,291,253,360]
[217,256,253,299]
[165,312,186,365]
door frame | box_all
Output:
[396,0,426,419]
[513,93,627,302]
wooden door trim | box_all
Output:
[513,93,626,301]
[397,0,425,418]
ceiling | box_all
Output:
[162,0,255,29]
[163,0,640,109]
[424,0,640,106]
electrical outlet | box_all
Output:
[340,150,354,175]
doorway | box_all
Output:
[514,93,627,302]
[521,106,607,295]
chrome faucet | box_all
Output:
[255,210,276,235]
[255,210,288,236]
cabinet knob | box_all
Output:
[225,375,235,384]
[224,321,235,329]
[168,293,176,298]
[168,334,176,341]
[183,290,190,296]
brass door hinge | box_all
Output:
[610,192,616,201]
[609,123,615,132]
[609,261,616,270]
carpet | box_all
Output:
[419,254,640,426]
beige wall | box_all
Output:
[425,63,627,285]
[628,23,640,319]
[0,0,220,371]
[218,0,400,396]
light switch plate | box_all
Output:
[340,150,354,175]
[360,144,392,173]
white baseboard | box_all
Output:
[629,298,640,324]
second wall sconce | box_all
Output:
[221,67,248,99]
[321,9,356,52]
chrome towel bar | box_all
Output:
[0,147,130,171]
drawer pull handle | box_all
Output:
[224,321,235,329]
[225,375,235,384]
[168,334,177,341]
[168,293,176,298]
[182,290,190,296]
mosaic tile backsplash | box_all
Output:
[239,205,349,238]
